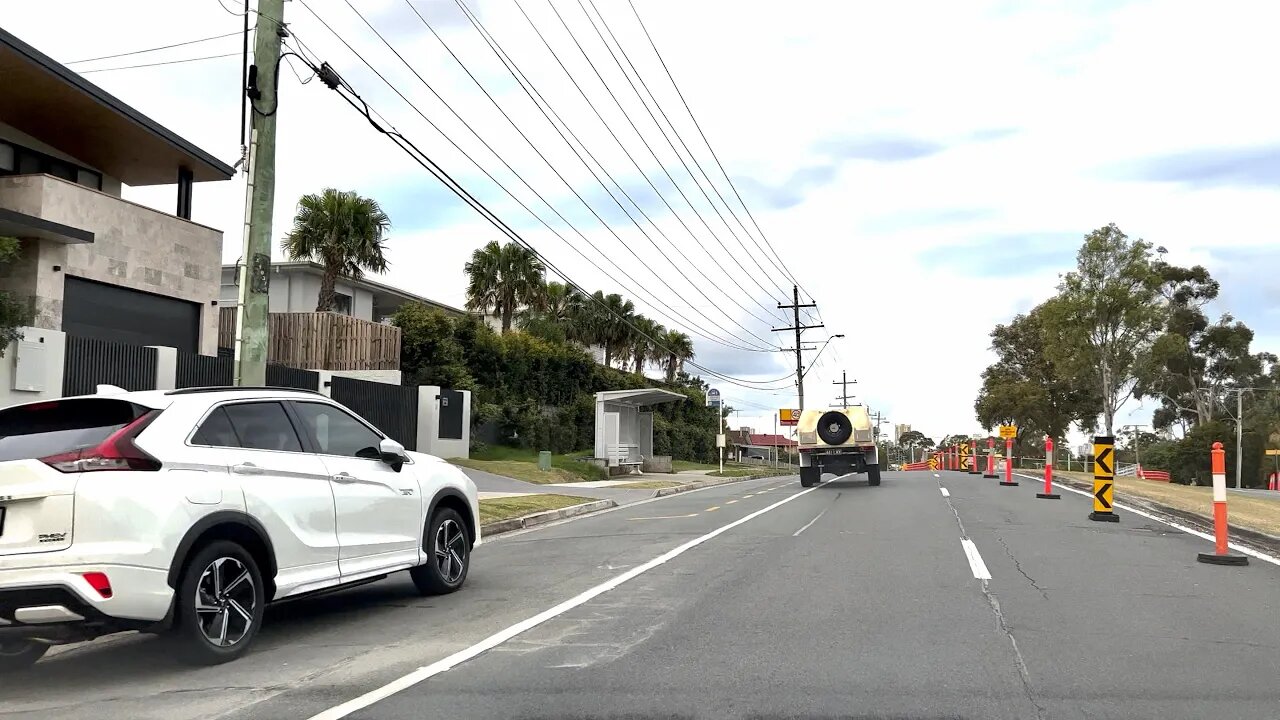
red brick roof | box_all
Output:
[748,433,797,447]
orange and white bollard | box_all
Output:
[1196,441,1248,566]
[983,437,998,479]
[1000,437,1018,486]
[1037,435,1059,499]
[968,439,980,474]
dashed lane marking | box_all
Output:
[940,487,950,497]
[706,506,720,512]
[628,513,698,521]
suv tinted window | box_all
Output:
[221,402,303,453]
[0,399,150,461]
[192,407,240,447]
[292,402,383,459]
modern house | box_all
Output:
[0,27,233,358]
[218,260,469,323]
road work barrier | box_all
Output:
[999,438,1018,486]
[902,461,930,471]
[1089,435,1119,522]
[1037,435,1060,499]
[1196,441,1249,566]
[983,437,998,479]
[1140,469,1171,482]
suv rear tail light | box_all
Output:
[40,410,163,473]
[82,572,113,599]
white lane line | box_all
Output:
[933,473,940,478]
[793,508,828,536]
[307,482,827,720]
[939,487,950,497]
[961,538,992,580]
[1014,473,1280,567]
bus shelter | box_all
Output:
[594,388,686,472]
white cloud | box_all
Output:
[7,0,1279,448]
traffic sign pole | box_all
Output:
[1197,441,1248,565]
[1089,435,1119,522]
[1037,435,1060,499]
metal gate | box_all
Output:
[266,363,320,391]
[330,376,418,450]
[62,336,157,396]
[175,351,234,388]
[438,388,464,440]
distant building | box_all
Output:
[726,427,797,461]
[220,260,469,324]
[894,423,912,442]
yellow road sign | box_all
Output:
[958,444,970,457]
[928,457,939,470]
[999,425,1017,439]
[1267,449,1280,456]
[1091,436,1118,521]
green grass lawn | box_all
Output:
[615,480,683,489]
[671,459,720,472]
[452,446,607,483]
[478,495,595,524]
[708,467,795,479]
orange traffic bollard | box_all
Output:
[999,437,1018,486]
[1197,442,1248,566]
[983,437,998,479]
[968,439,980,474]
[1037,435,1059,499]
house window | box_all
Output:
[333,292,352,315]
[0,139,102,190]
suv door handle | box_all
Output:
[331,472,358,484]
[231,462,262,475]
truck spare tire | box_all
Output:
[816,410,853,445]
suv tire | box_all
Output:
[0,639,49,671]
[867,464,882,486]
[171,540,266,666]
[816,411,853,445]
[411,507,471,596]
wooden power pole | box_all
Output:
[773,285,821,412]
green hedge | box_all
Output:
[395,304,721,463]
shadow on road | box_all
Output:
[0,576,432,692]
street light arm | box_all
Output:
[799,334,844,381]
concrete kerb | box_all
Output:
[480,473,794,537]
[480,499,616,537]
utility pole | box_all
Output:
[1236,389,1244,489]
[234,0,286,387]
[832,371,857,408]
[773,285,821,412]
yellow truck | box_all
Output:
[796,407,880,487]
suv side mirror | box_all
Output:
[379,437,407,472]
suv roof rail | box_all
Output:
[165,386,324,396]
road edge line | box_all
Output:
[305,482,826,720]
[1013,472,1280,567]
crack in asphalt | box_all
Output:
[937,479,1046,720]
[996,534,1049,601]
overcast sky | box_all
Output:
[8,0,1280,447]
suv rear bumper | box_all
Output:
[0,564,172,643]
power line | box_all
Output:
[541,0,791,324]
[583,0,794,302]
[623,0,812,303]
[408,0,781,342]
[77,52,241,74]
[315,0,777,353]
[66,31,246,65]
[284,47,794,389]
[293,3,793,364]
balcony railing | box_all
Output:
[218,308,401,371]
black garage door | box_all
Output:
[63,276,200,352]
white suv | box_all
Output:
[0,385,480,669]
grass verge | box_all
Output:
[452,446,606,483]
[671,459,719,472]
[708,467,795,479]
[615,480,683,489]
[1057,471,1280,537]
[478,494,595,525]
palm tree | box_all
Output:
[588,291,634,368]
[659,329,695,382]
[464,241,547,333]
[282,189,391,312]
[629,317,663,375]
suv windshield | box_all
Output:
[0,399,150,461]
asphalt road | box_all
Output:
[3,470,1279,719]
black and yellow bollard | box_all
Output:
[1089,435,1119,522]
